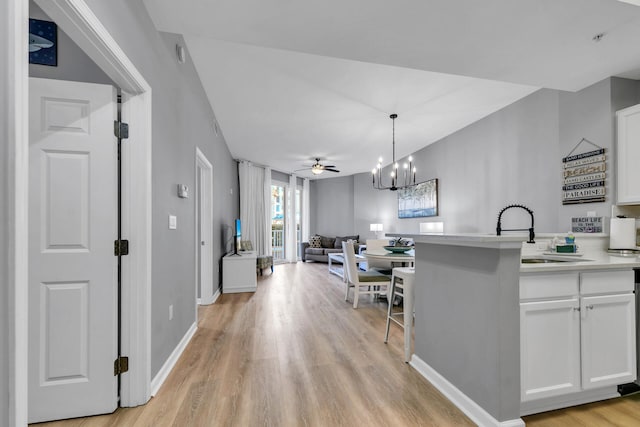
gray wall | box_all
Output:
[310,176,355,236]
[313,78,640,239]
[271,169,290,183]
[415,243,522,422]
[1,0,9,421]
[33,0,239,378]
[29,1,114,85]
[557,77,639,226]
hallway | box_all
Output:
[33,262,640,426]
[34,262,473,426]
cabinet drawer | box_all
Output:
[520,273,579,300]
[580,270,634,295]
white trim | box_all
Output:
[195,148,215,306]
[520,387,619,416]
[35,0,150,95]
[410,355,525,427]
[119,92,152,406]
[223,286,258,294]
[150,323,198,397]
[198,288,222,306]
[7,0,30,425]
[30,0,153,409]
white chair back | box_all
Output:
[342,241,359,285]
[365,239,392,271]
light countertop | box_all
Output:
[390,232,640,272]
[520,251,640,273]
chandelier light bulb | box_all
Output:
[377,163,382,169]
[371,168,376,174]
[404,163,408,169]
[408,155,413,162]
[413,166,417,172]
[390,171,395,178]
[378,157,383,163]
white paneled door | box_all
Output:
[28,78,118,423]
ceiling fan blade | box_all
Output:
[294,167,312,172]
[321,165,336,168]
[324,168,340,173]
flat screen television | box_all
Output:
[233,218,241,255]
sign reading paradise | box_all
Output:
[562,148,606,205]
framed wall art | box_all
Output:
[398,178,438,218]
[29,18,58,66]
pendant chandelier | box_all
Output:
[371,114,417,191]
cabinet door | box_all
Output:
[617,104,640,204]
[581,293,637,389]
[521,298,581,401]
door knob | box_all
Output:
[201,241,205,246]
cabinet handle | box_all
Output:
[586,305,594,310]
[573,307,580,312]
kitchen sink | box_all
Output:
[522,258,569,264]
[521,257,590,264]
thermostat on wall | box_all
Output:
[177,184,189,199]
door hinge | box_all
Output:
[114,239,129,256]
[114,356,129,376]
[114,121,129,139]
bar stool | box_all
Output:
[384,267,415,362]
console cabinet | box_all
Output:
[222,252,257,293]
[520,270,636,403]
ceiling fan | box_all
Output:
[296,158,340,175]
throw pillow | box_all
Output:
[334,235,360,248]
[319,235,336,248]
[309,235,322,248]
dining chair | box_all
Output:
[342,241,391,309]
[365,239,393,275]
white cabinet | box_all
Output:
[580,293,636,389]
[520,297,581,401]
[616,103,640,204]
[520,270,636,403]
[222,252,257,293]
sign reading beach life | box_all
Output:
[562,140,606,205]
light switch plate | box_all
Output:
[169,215,177,230]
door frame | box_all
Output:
[195,148,215,305]
[8,0,153,422]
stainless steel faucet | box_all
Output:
[496,204,535,243]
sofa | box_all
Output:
[300,234,359,262]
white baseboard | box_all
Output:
[150,322,197,396]
[410,355,525,427]
[198,287,221,306]
[520,387,619,416]
[212,287,221,303]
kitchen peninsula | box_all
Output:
[396,233,640,427]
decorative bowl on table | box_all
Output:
[383,245,412,253]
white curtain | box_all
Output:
[263,167,272,256]
[239,161,270,256]
[302,178,310,242]
[285,174,297,262]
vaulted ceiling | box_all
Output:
[143,0,640,178]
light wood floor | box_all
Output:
[33,262,640,426]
